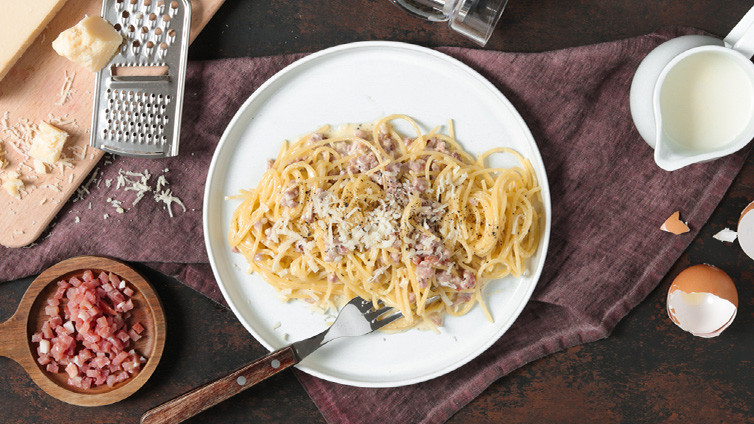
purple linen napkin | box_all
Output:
[1,27,748,424]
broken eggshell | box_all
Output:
[666,264,738,338]
[660,211,689,235]
[737,200,754,259]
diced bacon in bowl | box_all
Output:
[31,269,148,390]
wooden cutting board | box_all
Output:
[0,0,224,248]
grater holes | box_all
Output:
[128,24,135,32]
[114,23,122,31]
[144,0,152,5]
[170,1,178,8]
[162,14,170,23]
[149,12,157,21]
[122,10,130,18]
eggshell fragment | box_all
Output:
[660,211,689,235]
[713,228,737,243]
[737,201,754,260]
[667,264,738,338]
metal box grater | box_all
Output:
[90,0,191,157]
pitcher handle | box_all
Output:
[725,5,754,59]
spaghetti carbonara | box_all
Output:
[229,114,541,331]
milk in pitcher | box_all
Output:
[659,50,754,152]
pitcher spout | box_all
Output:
[653,133,705,171]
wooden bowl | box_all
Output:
[0,256,166,406]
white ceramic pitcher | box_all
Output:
[630,6,754,171]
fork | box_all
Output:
[141,296,430,424]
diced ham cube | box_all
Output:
[65,362,79,378]
[54,286,66,300]
[112,351,129,367]
[68,376,83,387]
[46,363,59,373]
[92,356,109,368]
[128,329,142,342]
[121,299,134,312]
[41,321,54,339]
[116,330,130,343]
[80,377,93,390]
[37,353,51,365]
[131,322,144,334]
[38,339,51,354]
[82,270,94,281]
[115,371,130,383]
[78,348,94,362]
[94,371,109,386]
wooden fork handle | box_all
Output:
[140,346,297,424]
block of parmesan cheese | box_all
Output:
[29,122,69,164]
[0,0,69,82]
[52,16,123,72]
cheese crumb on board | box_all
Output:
[29,121,69,164]
[2,116,36,158]
[0,0,69,82]
[2,171,24,199]
[55,70,76,106]
[33,159,48,174]
[52,16,123,72]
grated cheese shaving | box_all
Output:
[154,188,186,218]
[55,71,76,106]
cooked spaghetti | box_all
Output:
[229,114,541,331]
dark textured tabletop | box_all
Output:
[2,1,754,422]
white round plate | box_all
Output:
[204,41,551,387]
